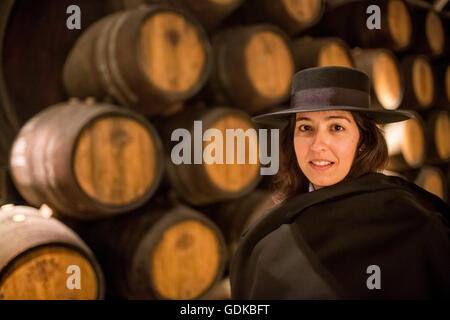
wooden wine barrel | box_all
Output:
[78,202,227,299]
[446,164,450,205]
[400,55,435,110]
[0,205,104,300]
[383,112,426,171]
[234,0,325,35]
[353,48,404,110]
[110,0,244,32]
[158,106,262,205]
[319,0,412,52]
[209,189,275,259]
[63,5,212,117]
[424,110,450,164]
[414,166,447,201]
[9,100,164,220]
[173,0,244,31]
[354,0,412,52]
[409,7,446,58]
[292,36,354,70]
[434,61,450,108]
[207,25,295,113]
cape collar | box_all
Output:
[240,173,412,245]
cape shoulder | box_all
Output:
[230,172,450,299]
[239,173,448,248]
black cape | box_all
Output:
[229,172,450,299]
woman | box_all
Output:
[229,66,450,299]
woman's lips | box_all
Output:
[309,161,334,170]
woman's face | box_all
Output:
[293,110,360,190]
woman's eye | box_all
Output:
[298,125,311,131]
[333,124,344,131]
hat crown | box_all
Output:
[291,66,370,95]
[250,66,413,127]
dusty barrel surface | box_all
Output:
[9,101,164,220]
[63,5,212,116]
[383,113,426,171]
[414,166,447,201]
[424,110,450,164]
[400,55,435,110]
[110,0,244,31]
[353,48,404,110]
[319,0,412,52]
[208,25,295,113]
[0,205,104,300]
[354,0,412,52]
[292,36,354,69]
[410,7,446,58]
[175,0,244,31]
[79,202,227,299]
[237,0,324,35]
[159,107,262,205]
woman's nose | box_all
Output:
[310,129,330,152]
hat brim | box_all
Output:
[252,106,415,128]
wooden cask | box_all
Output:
[292,36,354,70]
[207,25,295,113]
[235,0,325,36]
[400,55,435,111]
[424,110,450,164]
[78,202,227,299]
[434,61,450,108]
[320,0,412,52]
[63,5,212,117]
[409,7,446,58]
[383,112,426,171]
[353,0,412,52]
[353,48,404,110]
[173,0,244,31]
[446,164,450,205]
[159,106,262,205]
[109,0,244,32]
[0,205,104,300]
[414,166,447,202]
[10,100,164,220]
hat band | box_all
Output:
[291,87,369,109]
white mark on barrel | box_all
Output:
[12,214,26,222]
[1,204,15,211]
[39,204,54,219]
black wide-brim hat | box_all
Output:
[252,66,414,127]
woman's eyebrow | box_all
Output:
[296,116,351,123]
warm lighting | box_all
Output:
[12,214,25,222]
[1,204,15,211]
[39,204,54,219]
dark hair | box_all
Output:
[271,111,389,203]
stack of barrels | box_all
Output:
[0,0,449,299]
